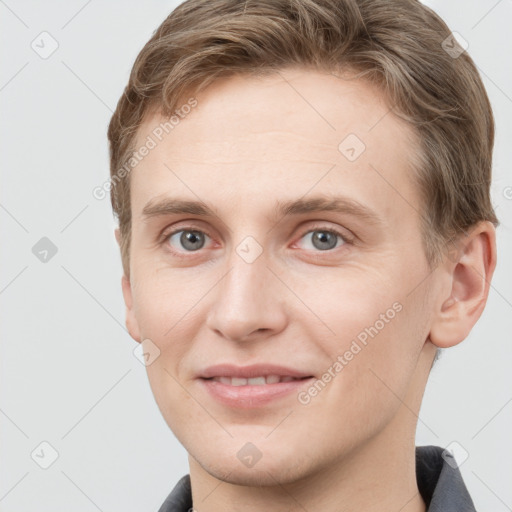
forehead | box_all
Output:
[130,67,421,224]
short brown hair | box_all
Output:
[107,0,498,278]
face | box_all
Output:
[123,67,440,485]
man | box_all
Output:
[107,0,498,510]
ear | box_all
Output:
[121,275,141,343]
[429,221,497,348]
[115,228,140,342]
[115,228,121,247]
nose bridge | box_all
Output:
[222,243,270,315]
[206,236,283,341]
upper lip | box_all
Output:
[199,364,313,379]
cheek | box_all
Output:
[130,269,205,388]
[298,269,397,351]
[132,268,199,339]
[348,299,427,415]
[302,269,425,416]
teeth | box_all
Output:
[248,377,266,385]
[212,375,300,385]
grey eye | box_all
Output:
[299,230,344,251]
[169,230,208,251]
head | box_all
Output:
[107,0,497,486]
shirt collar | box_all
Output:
[416,445,476,511]
[158,445,476,512]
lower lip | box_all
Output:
[199,377,314,408]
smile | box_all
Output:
[200,376,314,408]
[209,375,306,386]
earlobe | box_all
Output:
[121,275,141,343]
[429,222,497,349]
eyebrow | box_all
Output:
[141,195,383,226]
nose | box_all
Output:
[205,248,287,343]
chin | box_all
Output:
[190,441,317,487]
[200,457,309,487]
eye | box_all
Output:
[295,227,350,252]
[164,228,213,253]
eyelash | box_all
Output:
[159,223,354,259]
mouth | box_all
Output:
[197,363,315,407]
[199,375,314,409]
[206,375,311,386]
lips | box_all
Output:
[198,364,314,407]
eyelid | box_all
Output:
[294,222,355,245]
[158,220,213,243]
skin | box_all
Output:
[117,66,496,512]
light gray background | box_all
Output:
[1,1,511,511]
